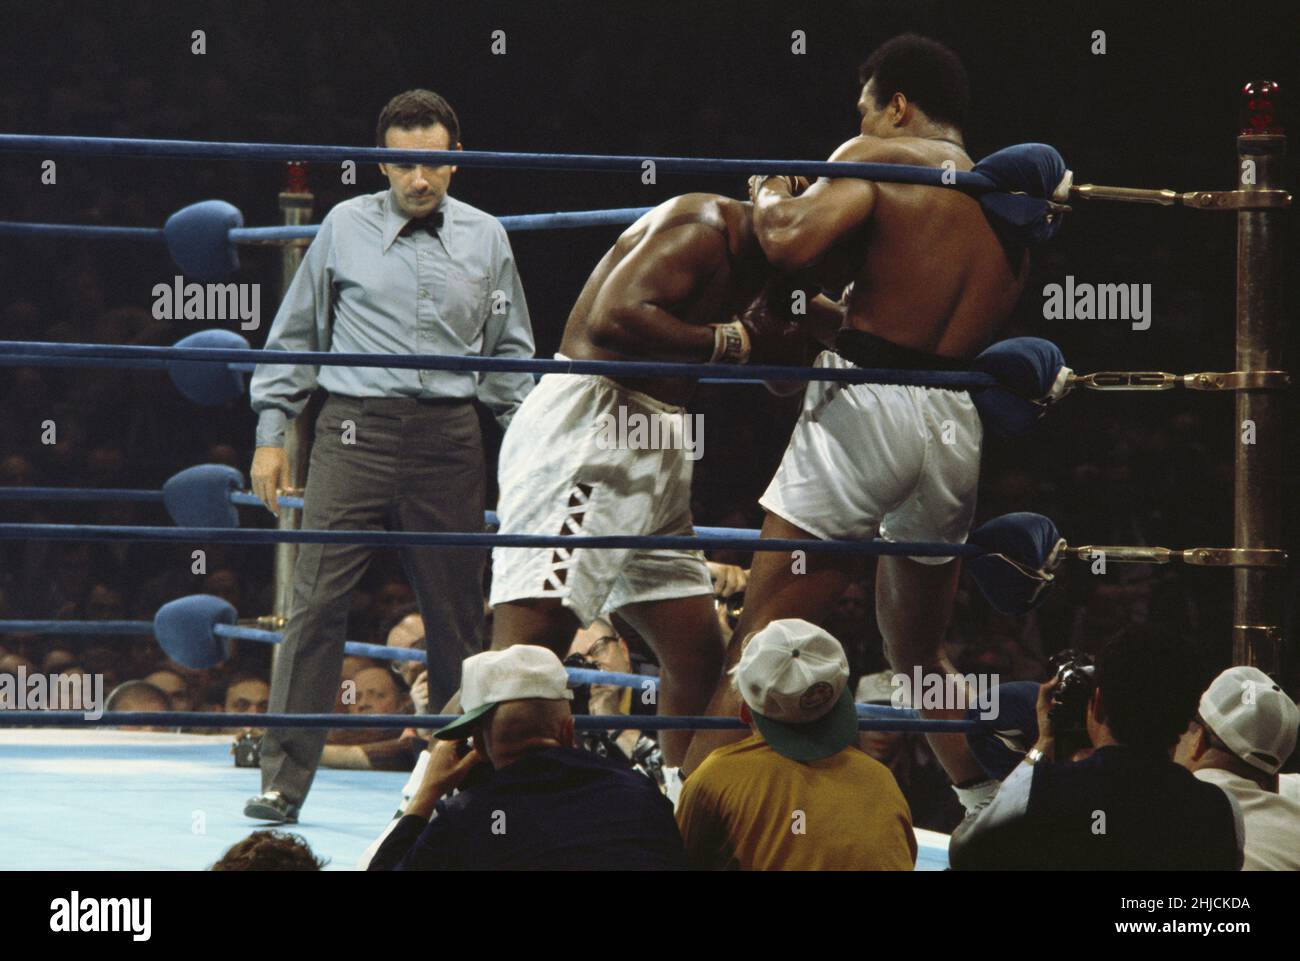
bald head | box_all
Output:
[106,680,172,713]
[478,698,575,768]
[105,680,173,731]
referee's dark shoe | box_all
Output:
[244,790,300,824]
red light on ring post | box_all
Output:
[284,162,310,194]
[1240,80,1282,136]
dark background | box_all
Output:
[1,0,1297,691]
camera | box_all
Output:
[232,731,262,768]
[719,591,744,631]
[1047,649,1096,757]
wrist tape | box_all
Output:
[710,319,751,364]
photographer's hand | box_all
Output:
[1032,675,1061,759]
[406,739,485,820]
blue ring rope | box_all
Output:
[0,710,980,733]
[0,134,998,192]
[0,207,655,245]
[0,522,986,558]
[0,222,165,242]
[0,619,154,635]
[0,488,770,540]
[0,340,999,389]
[0,619,929,719]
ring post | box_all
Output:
[273,163,313,635]
[1233,81,1287,675]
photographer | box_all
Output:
[949,625,1244,870]
[368,645,687,870]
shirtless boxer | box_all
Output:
[478,193,808,765]
[682,35,1029,804]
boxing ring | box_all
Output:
[0,80,1289,870]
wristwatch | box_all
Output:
[1025,747,1047,766]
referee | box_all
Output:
[244,90,535,823]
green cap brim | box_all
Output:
[752,686,858,762]
[433,701,496,740]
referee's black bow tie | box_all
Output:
[402,210,443,237]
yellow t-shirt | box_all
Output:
[676,734,917,870]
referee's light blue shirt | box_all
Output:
[251,189,536,447]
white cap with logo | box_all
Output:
[1198,665,1299,775]
[435,645,573,740]
[735,618,858,762]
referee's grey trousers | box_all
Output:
[260,393,486,805]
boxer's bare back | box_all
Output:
[559,193,769,407]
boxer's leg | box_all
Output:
[680,511,859,775]
[489,597,581,657]
[616,592,724,768]
[876,554,986,786]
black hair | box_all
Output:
[376,89,461,147]
[859,34,970,130]
[1095,624,1203,753]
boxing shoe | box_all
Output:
[243,790,300,824]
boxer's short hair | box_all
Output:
[376,89,461,147]
[859,33,970,129]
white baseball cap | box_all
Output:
[735,619,858,762]
[1198,666,1299,775]
[435,645,573,740]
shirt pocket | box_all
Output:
[442,267,490,345]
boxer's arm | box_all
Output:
[803,292,847,349]
[752,176,876,272]
[588,228,723,363]
[752,138,886,273]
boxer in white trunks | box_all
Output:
[483,193,814,765]
[682,35,1030,807]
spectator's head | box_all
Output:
[375,89,461,219]
[435,646,575,768]
[105,680,172,731]
[855,670,906,763]
[144,670,192,712]
[1175,666,1299,787]
[732,619,858,762]
[568,618,630,673]
[373,582,414,630]
[79,646,121,692]
[385,612,425,688]
[205,443,242,469]
[42,649,79,675]
[84,446,126,488]
[83,583,125,621]
[209,830,326,871]
[1088,625,1202,755]
[203,569,242,611]
[349,666,408,715]
[0,653,36,677]
[224,674,269,715]
[0,454,37,487]
[857,34,969,138]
